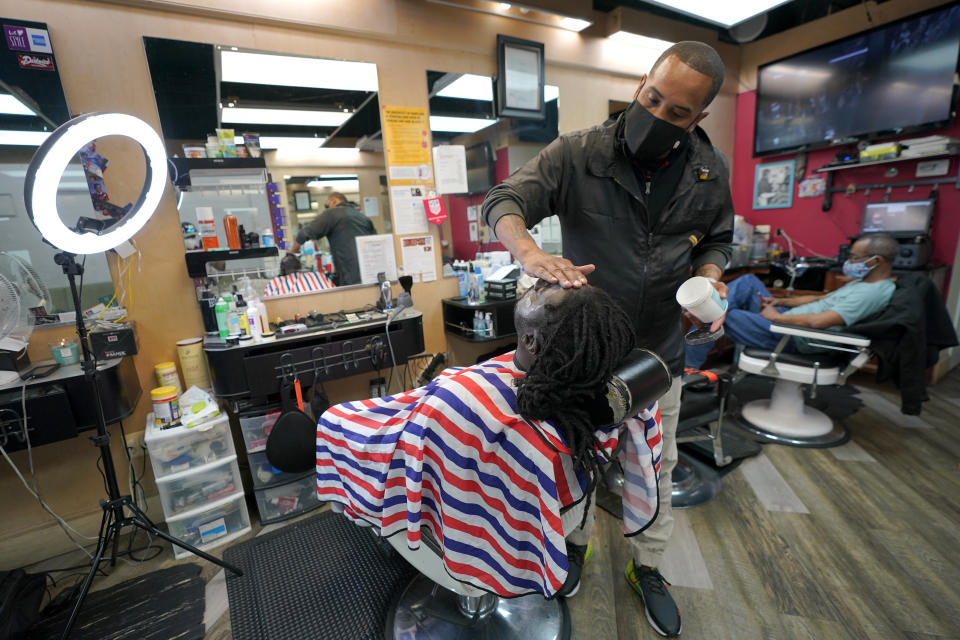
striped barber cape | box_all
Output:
[316,351,663,598]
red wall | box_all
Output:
[733,91,960,278]
[448,146,510,260]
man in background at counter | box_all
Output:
[288,191,376,286]
[685,233,898,368]
[482,41,734,637]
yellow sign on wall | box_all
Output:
[382,106,433,184]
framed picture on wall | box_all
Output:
[293,190,312,212]
[753,160,796,209]
[495,35,545,120]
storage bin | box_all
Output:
[248,450,313,490]
[165,492,251,559]
[144,413,234,480]
[156,456,243,517]
[254,472,321,524]
[238,408,281,452]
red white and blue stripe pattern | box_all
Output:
[316,352,662,597]
[265,271,335,297]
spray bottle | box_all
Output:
[214,297,230,338]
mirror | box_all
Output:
[143,37,390,298]
[0,16,114,320]
[426,71,561,269]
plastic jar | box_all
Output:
[676,276,728,323]
[151,386,181,429]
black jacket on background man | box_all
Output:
[849,272,958,415]
[296,202,376,286]
[483,116,734,376]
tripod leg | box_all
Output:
[61,512,116,640]
[122,501,244,575]
[140,523,244,576]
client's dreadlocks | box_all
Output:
[515,282,636,526]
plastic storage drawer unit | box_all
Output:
[238,408,281,453]
[165,492,251,559]
[155,456,244,517]
[248,450,314,490]
[254,472,321,524]
[144,413,235,480]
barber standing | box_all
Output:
[288,191,376,286]
[482,41,733,637]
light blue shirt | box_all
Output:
[786,278,895,352]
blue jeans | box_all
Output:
[684,274,794,368]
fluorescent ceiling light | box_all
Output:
[221,107,350,127]
[608,31,675,52]
[306,179,360,190]
[314,174,358,180]
[0,95,34,116]
[258,136,327,150]
[437,74,494,101]
[637,0,789,28]
[544,84,559,102]
[0,130,50,146]
[498,2,511,9]
[429,116,498,133]
[558,17,591,31]
[220,50,379,92]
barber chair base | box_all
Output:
[386,574,571,640]
[671,450,722,508]
[737,378,850,447]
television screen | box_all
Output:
[755,5,960,156]
[862,200,934,235]
[465,142,495,194]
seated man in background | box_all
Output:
[316,281,663,599]
[685,232,898,368]
[288,191,376,285]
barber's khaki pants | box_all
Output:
[566,375,682,568]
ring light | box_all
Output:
[23,112,167,254]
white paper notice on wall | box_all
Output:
[356,234,398,284]
[432,145,468,195]
[389,185,429,235]
[466,205,478,222]
[400,235,437,283]
[469,221,478,242]
[389,165,433,182]
[363,196,380,218]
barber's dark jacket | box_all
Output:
[483,116,734,376]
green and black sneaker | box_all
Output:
[556,541,593,598]
[625,559,681,637]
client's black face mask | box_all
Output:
[622,100,687,161]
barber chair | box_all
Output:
[735,322,872,447]
[267,348,671,640]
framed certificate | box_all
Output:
[496,35,545,120]
[293,190,312,212]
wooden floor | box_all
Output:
[30,369,960,640]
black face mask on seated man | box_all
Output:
[622,99,688,162]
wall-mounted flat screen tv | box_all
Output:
[754,5,960,156]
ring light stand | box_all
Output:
[23,113,242,640]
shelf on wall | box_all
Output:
[814,150,958,173]
[185,247,279,278]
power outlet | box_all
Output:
[124,430,146,457]
[369,377,387,398]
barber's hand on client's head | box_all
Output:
[520,248,595,289]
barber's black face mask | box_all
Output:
[622,100,687,161]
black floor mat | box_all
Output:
[28,564,205,640]
[224,510,417,640]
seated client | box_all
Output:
[316,281,663,598]
[685,233,898,368]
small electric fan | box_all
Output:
[0,253,49,384]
